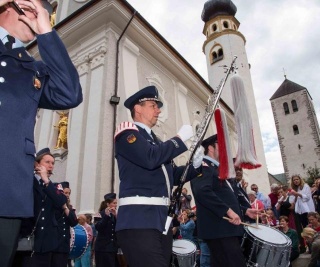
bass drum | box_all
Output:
[69,225,89,259]
[241,223,291,267]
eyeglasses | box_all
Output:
[251,187,258,190]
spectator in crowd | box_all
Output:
[279,216,299,267]
[312,178,320,213]
[0,1,82,266]
[179,188,192,211]
[276,185,296,228]
[75,215,93,267]
[251,183,271,209]
[248,191,264,211]
[269,183,280,218]
[85,214,96,267]
[308,212,320,232]
[261,209,277,226]
[94,193,119,267]
[290,175,315,228]
[178,209,195,242]
[301,227,320,267]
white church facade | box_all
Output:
[30,0,270,214]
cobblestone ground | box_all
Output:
[292,252,311,267]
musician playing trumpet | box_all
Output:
[29,148,70,266]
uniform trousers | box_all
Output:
[117,229,173,267]
[0,217,21,267]
[205,236,247,267]
[95,251,119,267]
[30,251,68,267]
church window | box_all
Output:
[283,102,289,115]
[298,144,301,150]
[213,24,217,32]
[291,100,298,112]
[293,125,299,135]
[302,163,305,169]
[210,45,224,64]
[223,21,229,28]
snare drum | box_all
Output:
[241,224,291,267]
[172,239,197,267]
[69,225,89,259]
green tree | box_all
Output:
[306,166,320,186]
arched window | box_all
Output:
[291,100,298,112]
[223,21,229,28]
[210,45,224,64]
[283,102,290,115]
[212,24,217,32]
[293,125,299,135]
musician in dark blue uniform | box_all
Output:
[0,1,82,266]
[94,193,119,267]
[53,181,78,266]
[29,148,70,267]
[114,86,203,267]
[190,135,258,267]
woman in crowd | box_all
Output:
[290,175,315,228]
[279,216,299,267]
[94,193,119,267]
[178,209,196,242]
[301,227,320,267]
[276,185,296,228]
[248,191,264,210]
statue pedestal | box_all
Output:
[52,148,68,161]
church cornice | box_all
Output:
[202,30,246,52]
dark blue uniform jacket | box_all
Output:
[0,30,82,218]
[33,178,68,253]
[191,158,244,239]
[115,123,199,233]
[95,211,118,253]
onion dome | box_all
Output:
[201,0,237,22]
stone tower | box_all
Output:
[270,79,320,181]
[201,0,269,189]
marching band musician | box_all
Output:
[30,148,70,267]
[53,181,77,267]
[190,135,260,267]
[0,0,83,265]
[94,193,119,267]
[114,85,203,267]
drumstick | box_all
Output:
[255,202,259,226]
[222,217,260,229]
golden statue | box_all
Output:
[54,113,68,149]
[50,12,56,28]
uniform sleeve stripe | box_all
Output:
[114,122,139,139]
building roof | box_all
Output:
[270,79,307,100]
[201,0,237,22]
[268,172,287,185]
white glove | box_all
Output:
[177,125,193,142]
[192,146,204,168]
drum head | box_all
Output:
[246,224,288,245]
[172,239,196,256]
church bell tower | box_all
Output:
[201,0,269,189]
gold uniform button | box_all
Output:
[19,53,22,58]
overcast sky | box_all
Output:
[127,0,320,175]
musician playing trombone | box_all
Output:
[114,85,204,267]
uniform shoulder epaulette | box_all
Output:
[114,122,139,139]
